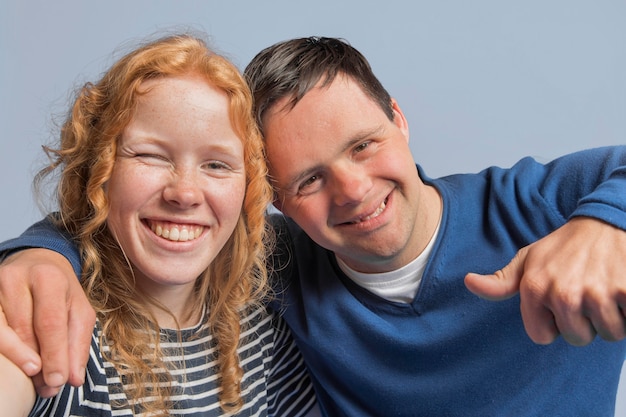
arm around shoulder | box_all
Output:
[0,215,82,276]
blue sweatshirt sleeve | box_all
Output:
[569,147,626,229]
[0,214,82,278]
[533,146,626,230]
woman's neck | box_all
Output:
[138,282,202,329]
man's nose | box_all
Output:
[330,164,372,206]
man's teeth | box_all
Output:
[352,200,386,224]
[150,223,203,242]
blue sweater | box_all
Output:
[3,146,626,416]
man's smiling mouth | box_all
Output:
[348,198,387,224]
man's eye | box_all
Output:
[295,175,324,195]
[355,141,370,152]
[300,175,319,189]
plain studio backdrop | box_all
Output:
[2,0,625,413]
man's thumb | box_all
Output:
[464,252,524,301]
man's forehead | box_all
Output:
[260,73,357,123]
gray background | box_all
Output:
[1,0,625,412]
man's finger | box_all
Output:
[583,298,626,342]
[31,372,62,398]
[67,277,96,386]
[518,295,560,345]
[464,249,525,301]
[467,247,563,344]
[31,266,71,389]
[0,255,38,351]
[520,279,593,346]
[0,305,41,376]
[553,312,596,347]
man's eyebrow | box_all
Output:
[281,164,324,194]
[342,125,384,150]
[280,125,385,193]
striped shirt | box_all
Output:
[28,306,317,417]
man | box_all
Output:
[2,37,626,416]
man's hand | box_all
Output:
[465,217,626,346]
[0,248,95,397]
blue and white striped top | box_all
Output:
[28,306,317,416]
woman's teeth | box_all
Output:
[150,222,203,242]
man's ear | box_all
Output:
[272,189,285,212]
[390,98,410,143]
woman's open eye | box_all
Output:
[203,161,231,171]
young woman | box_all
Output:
[0,33,316,417]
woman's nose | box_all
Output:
[162,168,203,208]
